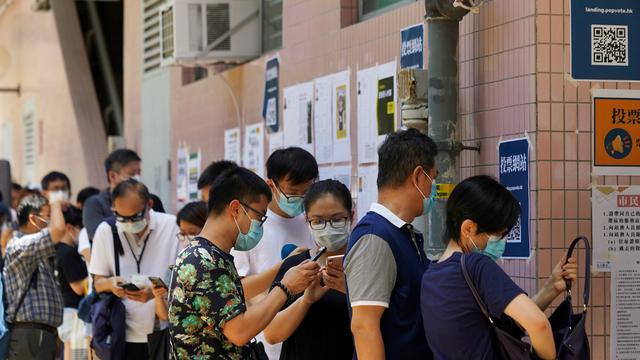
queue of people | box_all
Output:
[0,128,581,360]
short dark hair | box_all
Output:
[76,187,100,206]
[208,167,272,216]
[197,161,238,190]
[266,147,318,185]
[445,175,521,244]
[41,171,71,191]
[377,129,438,189]
[104,149,141,176]
[63,206,83,228]
[12,182,22,191]
[303,179,353,214]
[16,194,49,226]
[111,179,150,202]
[176,201,208,228]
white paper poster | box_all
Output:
[244,123,265,178]
[332,70,352,163]
[176,144,188,209]
[611,255,640,360]
[356,166,378,221]
[224,128,241,164]
[357,66,378,164]
[314,75,334,164]
[188,150,201,201]
[319,166,333,181]
[318,166,352,191]
[268,131,284,155]
[283,82,314,154]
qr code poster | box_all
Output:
[591,25,628,66]
[570,0,640,81]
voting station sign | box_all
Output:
[571,0,640,81]
[592,89,640,175]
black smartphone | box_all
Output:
[148,276,167,289]
[312,247,327,262]
[120,282,140,291]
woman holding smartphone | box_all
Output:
[264,179,354,360]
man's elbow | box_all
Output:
[225,332,251,347]
[263,329,282,345]
[351,316,375,337]
[529,311,552,335]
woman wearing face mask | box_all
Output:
[420,175,578,360]
[263,179,354,360]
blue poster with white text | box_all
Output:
[499,138,531,259]
[400,24,424,69]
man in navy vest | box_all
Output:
[345,129,437,359]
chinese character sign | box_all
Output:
[400,24,424,69]
[262,57,280,133]
[592,89,640,175]
[571,0,640,81]
[499,138,530,259]
[592,186,640,272]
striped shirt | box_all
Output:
[3,229,64,327]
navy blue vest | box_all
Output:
[346,211,432,360]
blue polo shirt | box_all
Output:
[344,203,432,359]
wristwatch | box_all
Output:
[273,281,293,301]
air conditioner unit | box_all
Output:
[160,0,261,66]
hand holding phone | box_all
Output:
[326,255,345,271]
[119,282,140,292]
[312,247,327,262]
[148,276,167,289]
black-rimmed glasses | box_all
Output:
[274,183,305,202]
[239,201,268,225]
[308,217,349,230]
[114,205,147,223]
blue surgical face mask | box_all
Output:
[277,190,305,217]
[468,234,506,262]
[234,207,264,251]
[415,171,437,215]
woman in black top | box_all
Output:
[264,179,354,360]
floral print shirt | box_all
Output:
[169,237,247,359]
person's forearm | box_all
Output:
[94,276,114,294]
[241,260,283,300]
[223,287,288,346]
[531,281,561,311]
[528,321,556,359]
[49,201,66,242]
[155,298,169,321]
[352,328,385,360]
[264,296,311,344]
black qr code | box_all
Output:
[506,217,521,243]
[591,25,628,66]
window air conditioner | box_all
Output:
[160,0,261,66]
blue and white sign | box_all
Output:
[400,24,424,69]
[571,0,640,81]
[499,138,531,259]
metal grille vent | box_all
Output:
[206,3,230,51]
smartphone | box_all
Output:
[148,276,167,289]
[312,247,327,262]
[120,283,140,291]
[327,255,345,271]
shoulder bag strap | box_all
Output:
[564,236,591,308]
[12,268,38,320]
[108,221,123,277]
[460,253,495,326]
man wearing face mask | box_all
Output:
[169,167,319,359]
[83,149,165,241]
[344,129,438,360]
[41,171,72,209]
[90,180,179,359]
[3,193,67,360]
[231,147,319,359]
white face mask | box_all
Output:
[130,175,142,182]
[119,218,147,234]
[49,190,69,203]
[310,223,350,252]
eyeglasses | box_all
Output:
[239,201,268,225]
[274,182,305,203]
[308,217,349,230]
[114,205,147,223]
[176,233,195,243]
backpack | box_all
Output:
[91,218,126,360]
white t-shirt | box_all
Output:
[89,210,180,343]
[77,228,90,256]
[231,208,315,360]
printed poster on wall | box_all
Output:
[176,144,188,210]
[243,123,265,178]
[611,253,640,360]
[400,23,424,69]
[592,89,640,175]
[187,150,201,201]
[332,70,351,163]
[262,57,280,132]
[224,128,241,164]
[314,75,334,164]
[592,185,640,272]
[283,82,314,155]
[498,138,531,259]
[357,165,378,221]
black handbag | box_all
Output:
[548,236,590,360]
[147,328,171,360]
[461,254,537,360]
[246,340,269,360]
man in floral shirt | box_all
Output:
[169,167,320,359]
